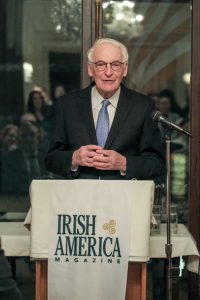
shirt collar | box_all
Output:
[92,86,120,109]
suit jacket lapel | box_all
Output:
[105,86,132,148]
[77,85,97,144]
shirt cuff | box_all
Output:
[71,165,78,172]
[120,170,126,176]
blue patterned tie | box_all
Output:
[96,99,110,147]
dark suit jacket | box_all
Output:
[45,83,165,182]
[0,249,22,300]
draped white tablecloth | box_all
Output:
[0,222,199,273]
[0,222,30,256]
[149,223,199,273]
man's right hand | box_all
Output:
[72,145,102,169]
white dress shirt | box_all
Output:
[91,86,121,129]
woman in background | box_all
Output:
[27,90,53,141]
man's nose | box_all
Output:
[104,64,113,75]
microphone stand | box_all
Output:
[164,127,173,300]
[163,125,192,300]
[152,110,192,300]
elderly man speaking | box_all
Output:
[45,38,165,182]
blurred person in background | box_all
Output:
[148,93,159,110]
[0,125,19,153]
[157,89,180,122]
[27,90,48,123]
[0,248,22,300]
[0,125,19,193]
[33,84,53,106]
[53,84,66,100]
[52,84,67,118]
[27,90,53,141]
[20,112,37,125]
[1,122,42,194]
[157,89,181,144]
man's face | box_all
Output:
[158,97,171,115]
[88,43,128,99]
[19,123,39,153]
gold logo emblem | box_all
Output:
[103,220,116,234]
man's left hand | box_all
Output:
[93,149,126,173]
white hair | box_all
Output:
[87,38,129,63]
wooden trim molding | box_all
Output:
[189,0,200,250]
[95,0,102,39]
[189,0,200,298]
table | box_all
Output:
[1,222,198,273]
[0,222,199,300]
[0,222,30,256]
[150,224,199,273]
[0,222,30,279]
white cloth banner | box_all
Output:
[27,180,154,261]
[48,180,133,300]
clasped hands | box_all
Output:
[72,145,126,173]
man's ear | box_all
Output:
[88,63,93,77]
[123,65,128,77]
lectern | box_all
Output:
[28,180,154,300]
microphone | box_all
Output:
[151,110,192,137]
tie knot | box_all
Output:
[102,99,110,109]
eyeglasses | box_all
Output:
[89,61,126,71]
